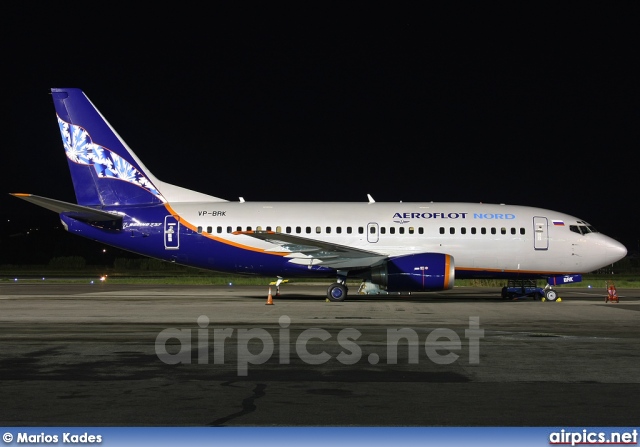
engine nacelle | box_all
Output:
[369,253,455,292]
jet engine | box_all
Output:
[369,253,455,292]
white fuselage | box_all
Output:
[168,201,626,275]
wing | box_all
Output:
[237,230,387,269]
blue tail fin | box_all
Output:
[51,88,226,206]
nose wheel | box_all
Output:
[543,287,558,302]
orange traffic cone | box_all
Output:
[266,287,274,305]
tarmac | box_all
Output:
[0,281,638,426]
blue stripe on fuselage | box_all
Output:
[59,205,334,278]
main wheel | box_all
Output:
[327,283,348,302]
[544,289,558,302]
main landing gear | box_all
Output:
[327,271,349,302]
[327,283,348,301]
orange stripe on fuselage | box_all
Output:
[162,203,290,256]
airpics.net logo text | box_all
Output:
[154,316,484,376]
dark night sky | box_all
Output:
[2,3,639,254]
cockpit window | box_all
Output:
[570,223,598,235]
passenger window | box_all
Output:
[381,227,386,234]
[296,226,301,233]
[461,227,466,234]
[481,227,486,234]
[409,227,414,234]
[399,227,405,234]
[336,227,342,234]
[227,226,232,233]
[511,228,516,235]
[439,227,445,234]
[347,227,352,234]
[316,226,321,233]
[197,226,203,234]
[358,227,364,234]
[217,226,222,233]
[390,227,396,234]
[491,227,496,235]
[471,227,476,234]
[501,227,506,235]
[449,227,455,234]
[306,226,311,234]
[520,228,525,235]
[326,226,331,234]
[419,227,424,234]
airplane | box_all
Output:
[11,88,628,302]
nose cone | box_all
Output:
[581,234,627,272]
[601,235,628,265]
[608,238,628,264]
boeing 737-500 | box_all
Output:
[11,88,628,301]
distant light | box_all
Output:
[588,285,592,288]
[90,280,94,284]
[102,249,107,253]
[42,277,45,281]
[228,282,233,286]
[14,278,17,282]
[100,276,106,282]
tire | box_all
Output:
[327,283,347,302]
[544,289,558,302]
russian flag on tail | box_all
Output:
[553,220,565,226]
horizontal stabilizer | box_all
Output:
[10,194,122,222]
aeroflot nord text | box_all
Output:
[392,212,516,220]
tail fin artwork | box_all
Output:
[50,88,226,206]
